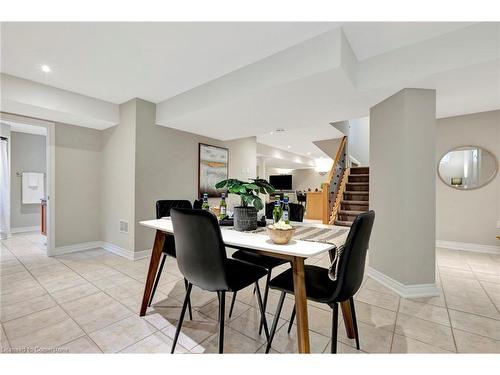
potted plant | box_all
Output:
[215,178,275,231]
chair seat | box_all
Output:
[269,265,338,303]
[231,250,289,270]
[225,258,268,292]
[162,234,176,257]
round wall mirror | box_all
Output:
[438,146,498,190]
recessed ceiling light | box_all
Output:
[307,152,311,156]
[287,145,291,149]
[270,131,274,135]
[40,65,51,73]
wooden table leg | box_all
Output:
[292,256,310,353]
[340,300,355,339]
[139,230,165,317]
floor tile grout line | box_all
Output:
[472,269,500,316]
[438,263,458,353]
[388,296,401,353]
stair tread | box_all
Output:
[342,200,369,205]
[344,190,369,194]
[335,220,353,227]
[348,174,369,177]
[339,210,367,215]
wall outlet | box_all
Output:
[119,220,129,233]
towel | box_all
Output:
[22,172,44,204]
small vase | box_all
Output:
[233,206,257,231]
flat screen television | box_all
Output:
[269,175,292,190]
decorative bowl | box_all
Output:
[266,226,296,245]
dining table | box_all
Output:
[139,217,352,354]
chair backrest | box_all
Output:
[193,199,203,209]
[265,202,274,219]
[156,200,192,219]
[265,202,304,222]
[331,210,375,302]
[170,208,229,292]
[289,203,305,222]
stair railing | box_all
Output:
[320,136,347,224]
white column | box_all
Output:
[368,88,438,297]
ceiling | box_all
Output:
[256,124,343,158]
[0,22,336,103]
[1,22,499,157]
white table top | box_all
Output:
[139,218,342,258]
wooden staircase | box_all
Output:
[335,166,369,227]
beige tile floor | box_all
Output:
[1,232,500,354]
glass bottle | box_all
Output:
[273,199,282,224]
[201,193,210,210]
[282,196,290,224]
[219,193,227,219]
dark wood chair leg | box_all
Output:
[228,291,237,318]
[331,303,338,354]
[171,282,193,353]
[258,272,272,335]
[148,253,167,307]
[218,291,226,354]
[265,291,286,354]
[183,278,193,321]
[254,282,270,340]
[287,306,296,333]
[349,297,360,350]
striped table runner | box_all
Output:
[230,224,349,249]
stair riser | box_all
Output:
[341,203,369,211]
[346,184,369,192]
[348,175,369,183]
[344,193,369,201]
[350,167,369,175]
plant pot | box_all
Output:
[233,206,257,231]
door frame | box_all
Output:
[0,112,56,256]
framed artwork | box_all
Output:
[198,143,229,197]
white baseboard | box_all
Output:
[10,226,40,234]
[54,240,152,260]
[436,240,500,255]
[366,266,440,299]
[53,241,103,256]
[101,242,151,261]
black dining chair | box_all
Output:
[169,208,270,354]
[148,200,193,320]
[228,201,305,334]
[265,210,375,353]
[193,198,203,209]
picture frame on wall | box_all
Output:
[198,143,229,198]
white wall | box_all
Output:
[10,132,46,230]
[55,123,102,247]
[348,117,370,166]
[436,110,500,247]
[369,88,437,287]
[101,99,137,253]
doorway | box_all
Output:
[0,113,55,256]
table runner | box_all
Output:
[229,224,349,249]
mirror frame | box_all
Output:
[437,145,498,191]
